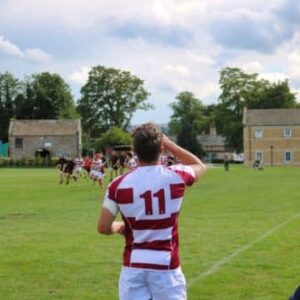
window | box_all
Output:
[284,151,292,162]
[255,129,263,138]
[15,138,23,149]
[283,128,292,137]
[256,151,263,162]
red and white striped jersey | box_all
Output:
[103,164,195,270]
[91,159,102,171]
[75,158,83,167]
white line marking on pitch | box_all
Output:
[188,213,300,287]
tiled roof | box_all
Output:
[198,134,225,146]
[9,119,81,136]
[243,108,300,126]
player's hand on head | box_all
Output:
[162,134,171,149]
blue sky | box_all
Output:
[1,0,300,124]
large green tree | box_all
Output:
[0,72,21,141]
[169,91,206,157]
[247,80,297,109]
[14,72,77,120]
[77,66,152,134]
[21,72,77,119]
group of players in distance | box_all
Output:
[56,149,176,189]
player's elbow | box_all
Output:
[97,222,111,235]
[201,163,208,173]
[193,163,207,181]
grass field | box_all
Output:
[0,166,299,300]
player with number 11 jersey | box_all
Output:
[98,123,207,300]
[105,163,195,269]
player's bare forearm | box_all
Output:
[99,221,124,235]
[162,135,207,180]
[98,208,125,235]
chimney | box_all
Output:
[209,125,217,136]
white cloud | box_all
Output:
[185,50,216,65]
[195,81,220,102]
[151,0,207,26]
[0,35,52,63]
[259,72,288,82]
[286,34,300,81]
[0,0,279,32]
[288,54,300,81]
[240,61,264,74]
[164,64,190,77]
[1,0,300,124]
[0,35,24,58]
[69,66,90,84]
[25,48,52,63]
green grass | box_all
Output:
[0,166,299,299]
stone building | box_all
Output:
[243,108,300,166]
[198,126,229,162]
[9,119,82,159]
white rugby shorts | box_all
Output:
[119,266,186,300]
[95,171,104,180]
[74,167,82,173]
[90,170,97,177]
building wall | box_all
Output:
[203,145,227,162]
[244,126,300,166]
[9,135,80,159]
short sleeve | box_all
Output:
[103,191,119,216]
[169,164,196,186]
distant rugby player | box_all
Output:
[74,154,84,180]
[64,158,76,185]
[98,158,106,190]
[118,151,127,175]
[56,156,67,184]
[109,150,119,182]
[82,156,92,179]
[90,153,105,189]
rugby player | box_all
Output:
[98,123,207,300]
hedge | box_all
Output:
[0,157,58,168]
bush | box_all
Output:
[0,157,9,167]
[94,127,132,153]
[0,157,57,168]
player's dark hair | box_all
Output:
[132,123,163,163]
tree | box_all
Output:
[27,72,77,119]
[219,67,267,117]
[0,72,21,141]
[77,66,152,134]
[247,80,297,109]
[14,72,77,120]
[217,68,268,152]
[169,91,206,157]
[14,81,37,119]
[94,127,132,153]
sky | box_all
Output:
[1,0,300,125]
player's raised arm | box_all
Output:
[162,134,207,181]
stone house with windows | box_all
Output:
[198,126,229,162]
[243,108,300,166]
[9,119,82,159]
